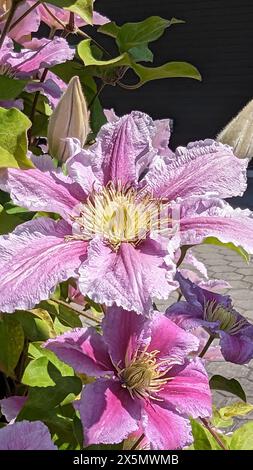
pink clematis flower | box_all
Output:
[1,111,253,314]
[0,420,57,450]
[0,36,74,108]
[45,308,212,450]
[0,0,40,44]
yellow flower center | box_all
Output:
[69,184,171,249]
[117,348,172,401]
[204,301,247,334]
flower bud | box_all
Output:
[47,76,89,163]
[217,99,253,159]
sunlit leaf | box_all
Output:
[0,315,24,377]
[0,107,34,169]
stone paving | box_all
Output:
[157,244,253,423]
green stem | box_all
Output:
[0,0,18,49]
[200,418,228,450]
[53,298,101,324]
[199,334,215,358]
[130,433,145,451]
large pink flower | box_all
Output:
[0,111,253,314]
[45,308,211,450]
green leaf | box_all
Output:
[0,315,24,377]
[78,39,130,67]
[132,61,201,86]
[98,21,120,38]
[78,39,201,87]
[22,345,74,388]
[39,300,82,328]
[128,45,153,63]
[203,237,250,262]
[190,419,223,450]
[22,357,56,387]
[48,0,93,24]
[210,375,247,402]
[0,107,34,169]
[0,76,27,100]
[14,309,55,342]
[28,342,74,377]
[230,422,253,450]
[17,376,82,419]
[116,16,184,52]
[211,406,233,428]
[219,401,253,419]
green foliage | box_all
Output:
[14,308,56,341]
[230,422,253,450]
[212,402,253,428]
[210,375,247,402]
[78,39,201,88]
[190,419,226,450]
[0,315,24,377]
[22,343,74,387]
[0,76,27,100]
[0,107,34,169]
[99,17,184,62]
[39,299,82,328]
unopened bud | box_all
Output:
[217,99,253,159]
[48,76,89,163]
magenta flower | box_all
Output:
[0,111,253,315]
[0,420,57,450]
[0,36,74,108]
[167,272,253,364]
[45,308,211,449]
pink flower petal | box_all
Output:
[147,314,199,364]
[142,402,192,450]
[0,396,27,422]
[9,37,74,75]
[0,167,83,220]
[159,358,212,418]
[145,139,247,200]
[75,379,141,446]
[75,111,156,187]
[45,328,113,376]
[0,420,56,450]
[0,1,40,44]
[0,218,87,313]
[178,196,253,253]
[78,238,177,315]
[102,307,151,366]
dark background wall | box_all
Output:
[96,0,253,149]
